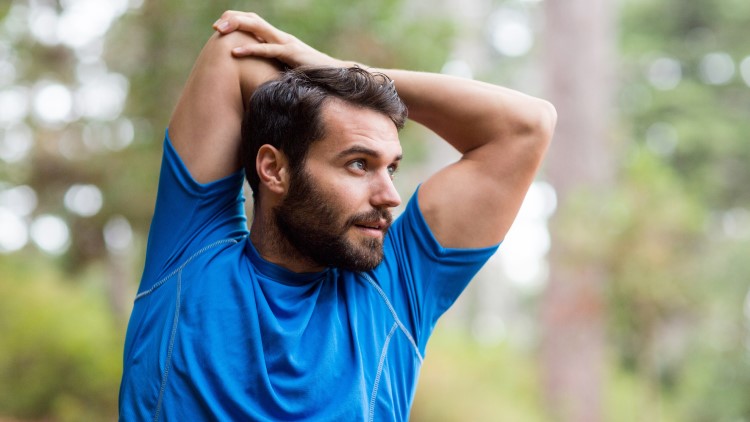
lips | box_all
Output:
[355,220,386,230]
[352,218,391,238]
[347,209,392,237]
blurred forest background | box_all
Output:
[1,0,750,420]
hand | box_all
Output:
[213,11,346,69]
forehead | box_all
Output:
[309,99,402,159]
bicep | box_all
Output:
[418,131,550,249]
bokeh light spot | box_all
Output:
[441,59,474,79]
[739,56,750,87]
[488,8,533,58]
[647,57,682,90]
[0,87,30,125]
[0,123,34,163]
[0,207,29,253]
[64,184,104,217]
[104,215,133,254]
[33,82,73,124]
[699,52,735,85]
[30,215,70,254]
[0,185,38,217]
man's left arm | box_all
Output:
[380,69,556,248]
[212,12,556,249]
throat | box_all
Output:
[250,214,325,274]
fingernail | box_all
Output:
[218,21,230,31]
[232,47,246,54]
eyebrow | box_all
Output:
[336,145,403,162]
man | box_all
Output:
[119,11,556,421]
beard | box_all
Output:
[273,169,393,272]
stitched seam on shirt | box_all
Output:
[135,238,238,301]
[369,322,398,422]
[361,273,424,363]
[153,269,181,422]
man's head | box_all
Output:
[242,66,407,201]
[242,66,408,271]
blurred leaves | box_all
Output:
[608,0,750,418]
[0,257,123,421]
[412,327,548,422]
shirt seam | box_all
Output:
[369,322,398,422]
[361,273,424,363]
[153,268,182,422]
[135,238,239,301]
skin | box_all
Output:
[257,100,402,272]
[169,11,557,273]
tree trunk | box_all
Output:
[541,1,617,421]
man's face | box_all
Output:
[273,100,403,271]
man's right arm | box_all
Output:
[168,29,280,183]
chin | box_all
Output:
[325,237,385,272]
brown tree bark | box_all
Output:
[541,1,617,421]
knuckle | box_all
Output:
[244,13,261,25]
[280,34,294,44]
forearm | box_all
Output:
[169,31,280,183]
[374,68,556,155]
[210,12,555,160]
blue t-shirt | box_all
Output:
[119,133,498,421]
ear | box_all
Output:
[256,145,289,195]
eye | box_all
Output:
[348,159,366,172]
[387,164,399,178]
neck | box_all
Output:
[249,205,326,274]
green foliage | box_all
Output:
[609,0,750,418]
[604,357,681,422]
[672,235,750,421]
[0,256,123,421]
[606,149,706,381]
[621,0,750,208]
[412,326,549,422]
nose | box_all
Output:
[370,171,401,209]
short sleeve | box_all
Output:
[377,187,500,353]
[138,130,248,293]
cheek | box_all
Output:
[304,162,371,211]
[332,180,370,211]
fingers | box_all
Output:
[213,11,285,45]
[213,11,296,63]
[231,43,287,59]
[212,10,241,32]
[212,11,342,69]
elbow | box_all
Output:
[505,98,556,156]
[528,99,557,149]
[539,99,558,140]
[524,100,557,163]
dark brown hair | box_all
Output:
[241,66,407,203]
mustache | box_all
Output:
[344,208,393,230]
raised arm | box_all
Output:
[214,11,556,248]
[383,70,556,248]
[168,25,281,183]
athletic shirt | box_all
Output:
[118,132,498,421]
